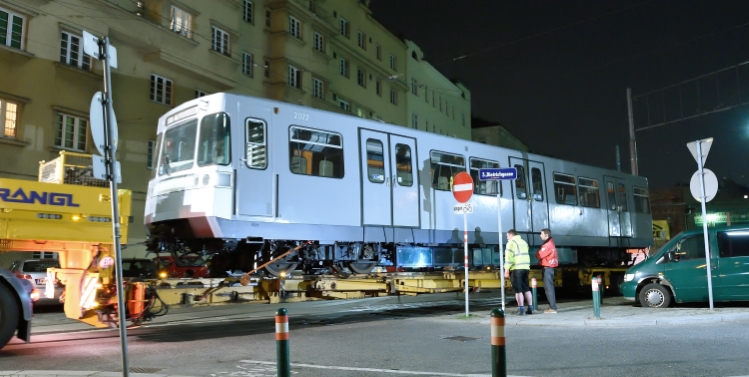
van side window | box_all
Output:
[430,150,465,191]
[671,235,705,261]
[718,231,749,258]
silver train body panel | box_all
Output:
[145,93,652,262]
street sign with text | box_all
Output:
[479,167,517,181]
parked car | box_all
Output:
[8,259,62,306]
[121,259,158,279]
[153,255,211,278]
[621,225,749,308]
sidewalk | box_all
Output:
[477,296,749,327]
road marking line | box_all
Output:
[239,360,490,376]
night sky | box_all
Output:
[369,0,749,190]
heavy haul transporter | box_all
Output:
[0,152,137,348]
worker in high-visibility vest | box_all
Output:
[503,229,532,315]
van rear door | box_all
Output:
[714,229,749,300]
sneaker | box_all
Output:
[526,308,533,315]
[544,308,557,314]
[512,308,525,316]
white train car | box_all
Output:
[144,93,652,276]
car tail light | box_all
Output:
[15,273,32,280]
[30,288,40,301]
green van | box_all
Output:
[620,225,749,308]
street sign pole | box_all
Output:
[452,172,474,317]
[497,191,505,312]
[696,141,714,310]
[464,210,469,317]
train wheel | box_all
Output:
[347,262,377,274]
[264,262,298,277]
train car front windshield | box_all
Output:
[158,112,231,176]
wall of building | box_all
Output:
[0,0,470,258]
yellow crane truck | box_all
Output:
[0,152,139,349]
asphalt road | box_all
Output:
[2,293,749,377]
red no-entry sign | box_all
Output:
[452,172,474,203]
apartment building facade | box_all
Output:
[0,0,470,255]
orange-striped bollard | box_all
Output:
[276,308,290,377]
[531,277,538,312]
[491,308,506,377]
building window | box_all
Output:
[60,31,91,70]
[313,32,325,53]
[313,78,324,99]
[1,6,25,49]
[265,10,271,27]
[170,6,192,38]
[338,99,350,112]
[242,52,254,77]
[357,31,366,49]
[150,74,173,105]
[375,44,381,60]
[264,60,270,78]
[411,113,418,129]
[243,0,254,23]
[1,99,18,138]
[375,79,381,96]
[212,26,230,56]
[55,113,87,152]
[339,57,349,78]
[288,65,301,88]
[195,90,207,98]
[390,89,397,105]
[357,69,366,87]
[339,18,349,37]
[288,15,301,39]
[389,54,396,70]
[147,140,155,169]
[411,78,418,95]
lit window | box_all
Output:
[54,113,87,151]
[170,6,192,38]
[0,99,18,138]
[150,74,173,105]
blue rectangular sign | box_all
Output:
[479,167,517,181]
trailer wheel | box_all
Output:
[638,283,671,308]
[0,283,20,348]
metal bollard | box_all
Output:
[275,308,290,377]
[592,278,601,319]
[597,275,604,305]
[490,308,506,377]
[531,277,537,312]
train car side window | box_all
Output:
[366,139,385,183]
[198,113,231,167]
[394,144,413,187]
[606,182,616,210]
[514,165,527,199]
[531,167,543,201]
[578,177,600,208]
[430,150,465,191]
[553,173,577,205]
[469,157,500,196]
[289,126,344,178]
[633,187,650,213]
[618,183,628,211]
[245,118,267,169]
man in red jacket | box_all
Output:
[536,228,559,313]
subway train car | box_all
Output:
[144,93,652,276]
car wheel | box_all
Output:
[0,283,21,348]
[639,283,672,308]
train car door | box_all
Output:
[359,130,419,227]
[604,176,633,242]
[509,158,549,233]
[236,109,273,217]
